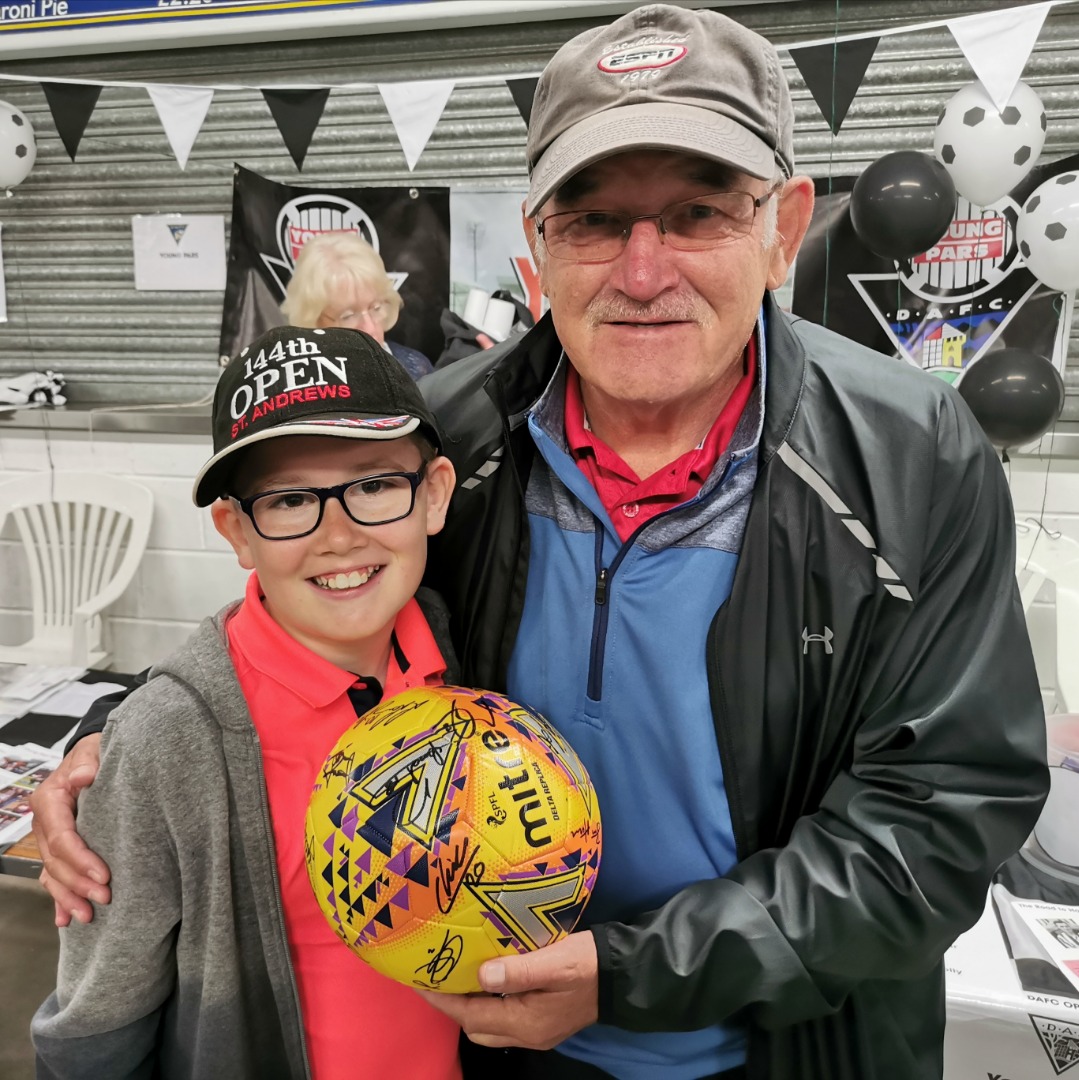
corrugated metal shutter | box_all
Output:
[0,0,1075,417]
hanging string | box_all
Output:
[1019,516,1062,540]
[820,0,842,330]
[1018,427,1062,571]
[1016,284,1066,569]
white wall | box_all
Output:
[1008,453,1079,715]
[1008,455,1079,542]
[0,428,248,675]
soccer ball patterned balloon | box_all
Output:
[1017,172,1079,292]
[0,101,36,191]
[934,80,1046,208]
[306,686,601,993]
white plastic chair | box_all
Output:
[0,473,153,669]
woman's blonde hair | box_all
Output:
[280,231,403,330]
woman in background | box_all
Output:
[281,232,434,381]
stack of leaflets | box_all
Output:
[0,743,61,846]
[0,664,125,754]
[946,884,1079,1077]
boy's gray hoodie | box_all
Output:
[33,589,458,1080]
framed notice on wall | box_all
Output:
[131,214,226,292]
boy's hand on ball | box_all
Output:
[418,930,599,1049]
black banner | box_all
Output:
[791,153,1079,385]
[219,165,450,363]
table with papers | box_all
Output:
[0,664,137,861]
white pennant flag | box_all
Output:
[377,79,455,171]
[147,84,214,170]
[947,3,1051,112]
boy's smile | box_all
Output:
[312,567,382,591]
[212,435,454,677]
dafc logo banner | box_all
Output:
[1030,1014,1079,1074]
[219,165,450,365]
[792,151,1079,387]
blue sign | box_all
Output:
[0,0,419,34]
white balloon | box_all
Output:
[933,80,1046,208]
[0,100,36,190]
[1017,171,1079,292]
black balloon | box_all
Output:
[850,151,957,261]
[958,348,1065,448]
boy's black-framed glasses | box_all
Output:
[535,189,779,264]
[229,464,427,540]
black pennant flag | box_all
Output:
[789,37,879,136]
[41,82,103,161]
[507,77,539,126]
[261,88,331,170]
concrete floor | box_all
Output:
[0,875,59,1080]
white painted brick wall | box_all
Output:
[1,428,1076,696]
[0,429,248,675]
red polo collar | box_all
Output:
[564,335,758,541]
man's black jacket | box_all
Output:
[419,296,1048,1079]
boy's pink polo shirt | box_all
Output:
[226,571,460,1080]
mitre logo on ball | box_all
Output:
[305,686,601,994]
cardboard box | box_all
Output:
[945,886,1079,1078]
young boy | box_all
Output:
[31,325,462,1080]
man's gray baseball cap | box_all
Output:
[525,3,794,216]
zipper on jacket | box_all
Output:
[588,527,635,701]
[588,528,611,700]
[594,567,608,605]
[585,455,748,703]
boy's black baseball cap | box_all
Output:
[192,325,442,507]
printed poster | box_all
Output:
[1011,897,1079,997]
[132,214,227,291]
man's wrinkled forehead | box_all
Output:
[546,150,749,209]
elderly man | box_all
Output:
[32,6,1047,1079]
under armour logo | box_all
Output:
[802,627,834,655]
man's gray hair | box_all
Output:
[760,168,788,249]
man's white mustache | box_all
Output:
[586,295,705,326]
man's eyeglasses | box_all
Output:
[536,190,779,264]
[230,464,427,540]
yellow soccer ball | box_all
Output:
[305,685,601,993]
